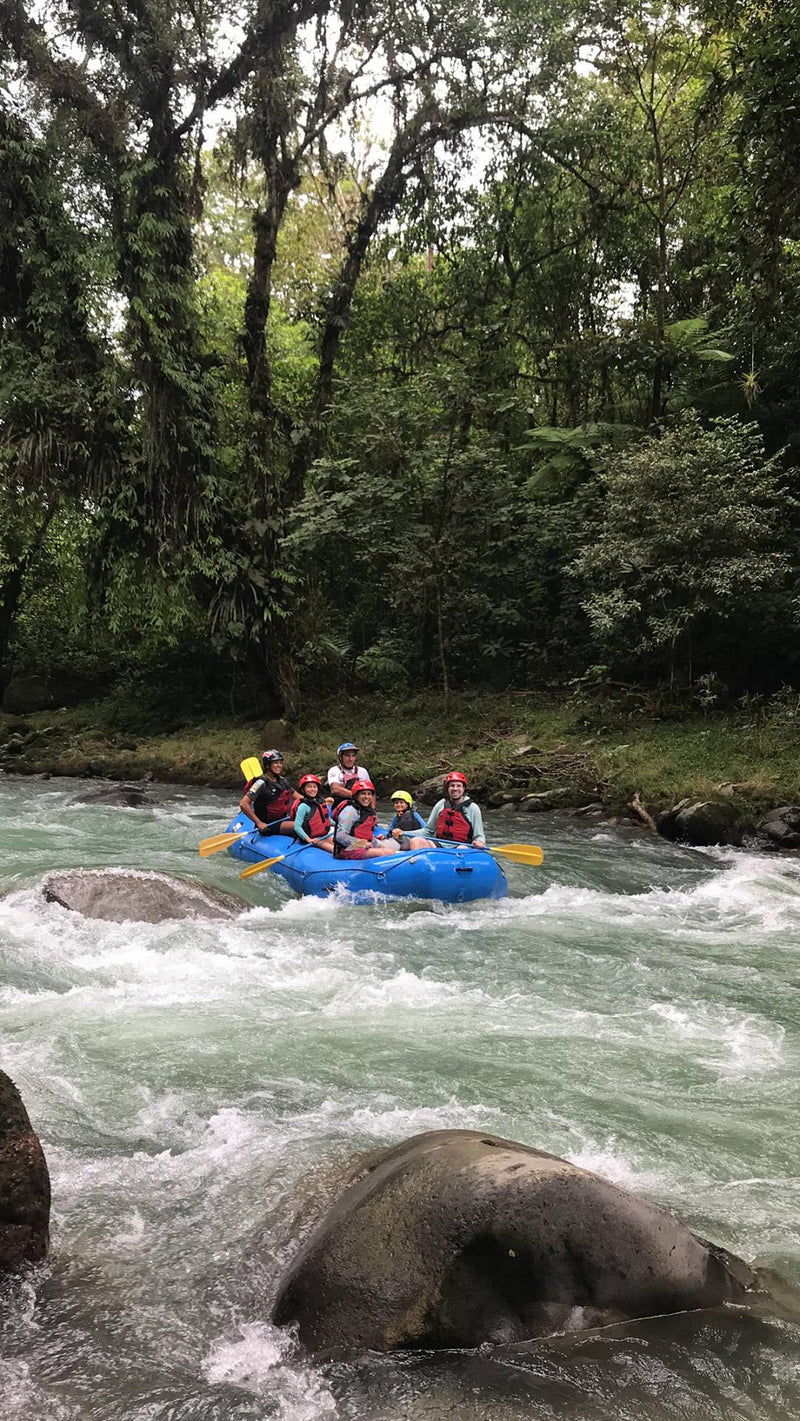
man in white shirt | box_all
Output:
[327,742,370,804]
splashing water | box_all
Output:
[1,775,799,1418]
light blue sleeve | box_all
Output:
[294,802,313,841]
[466,802,486,843]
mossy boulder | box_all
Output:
[0,1072,50,1274]
[658,797,754,847]
[260,719,301,752]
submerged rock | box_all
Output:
[74,783,149,808]
[658,797,753,847]
[42,869,249,923]
[272,1129,757,1353]
[758,806,800,849]
[0,1071,50,1274]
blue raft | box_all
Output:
[224,813,508,903]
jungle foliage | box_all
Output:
[1,0,799,716]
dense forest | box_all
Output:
[2,0,800,720]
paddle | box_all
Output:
[489,843,543,867]
[239,853,286,879]
[240,756,262,782]
[425,838,543,867]
[198,831,249,858]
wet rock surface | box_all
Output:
[272,1129,758,1353]
[0,1071,50,1274]
[758,805,800,849]
[42,868,249,923]
[658,797,754,847]
[73,784,149,807]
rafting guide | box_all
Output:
[327,742,369,803]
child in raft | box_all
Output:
[291,774,335,853]
[387,790,426,847]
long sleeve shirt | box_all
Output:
[293,801,333,843]
[334,803,369,851]
[419,798,486,846]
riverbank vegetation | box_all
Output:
[3,0,800,732]
[4,686,800,819]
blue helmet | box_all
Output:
[337,741,358,757]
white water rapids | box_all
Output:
[1,775,799,1418]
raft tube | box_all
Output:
[224,814,507,903]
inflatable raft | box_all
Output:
[224,813,508,903]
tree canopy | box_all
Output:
[2,0,799,712]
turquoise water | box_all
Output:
[1,774,799,1418]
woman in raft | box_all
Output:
[405,771,486,849]
[291,774,335,853]
[239,749,298,835]
[333,780,401,860]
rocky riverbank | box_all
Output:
[2,689,800,848]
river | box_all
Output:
[1,775,799,1419]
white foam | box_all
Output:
[201,1322,336,1416]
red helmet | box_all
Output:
[351,778,375,794]
[298,773,321,790]
[443,767,468,790]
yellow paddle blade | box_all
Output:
[239,854,286,880]
[198,831,247,858]
[491,843,544,867]
[240,756,262,782]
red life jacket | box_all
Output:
[294,797,331,839]
[435,797,474,843]
[353,809,377,841]
[334,803,376,854]
[253,775,295,823]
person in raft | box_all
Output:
[333,779,401,860]
[387,790,426,844]
[405,771,486,849]
[239,749,298,836]
[291,774,334,853]
[327,742,370,804]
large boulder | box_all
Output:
[758,806,800,849]
[42,869,249,923]
[260,718,300,751]
[272,1129,757,1352]
[413,774,447,805]
[0,1072,50,1274]
[658,797,753,847]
